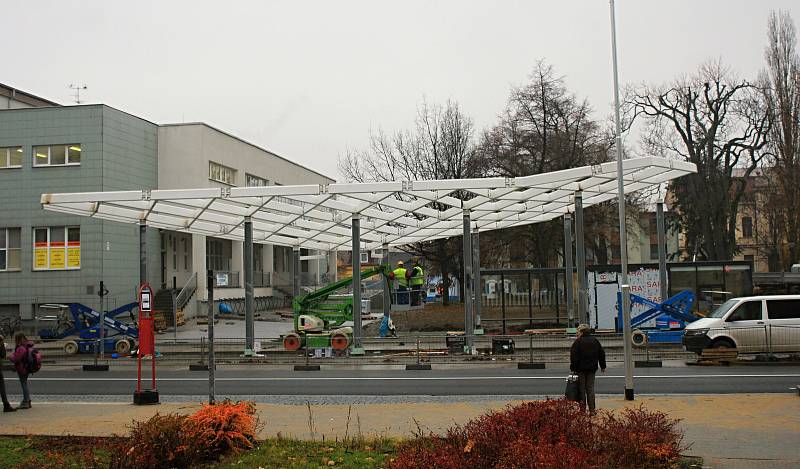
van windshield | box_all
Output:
[709,299,739,318]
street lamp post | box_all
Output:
[609,0,634,400]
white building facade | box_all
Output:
[156,123,336,317]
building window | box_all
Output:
[0,147,23,169]
[253,243,263,272]
[183,237,189,270]
[206,238,227,271]
[742,217,753,238]
[33,144,81,167]
[33,226,80,270]
[209,161,236,185]
[245,173,268,187]
[0,228,22,271]
[744,254,754,263]
[360,252,369,264]
[650,243,660,260]
[172,235,177,270]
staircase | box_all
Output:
[153,289,174,331]
[152,274,196,331]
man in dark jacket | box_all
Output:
[569,324,606,412]
[0,335,15,412]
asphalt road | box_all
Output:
[3,364,798,398]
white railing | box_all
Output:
[176,272,197,309]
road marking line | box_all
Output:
[29,374,800,382]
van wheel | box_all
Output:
[711,338,735,349]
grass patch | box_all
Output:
[0,435,699,469]
[216,437,397,469]
[0,435,113,469]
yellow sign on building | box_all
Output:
[50,248,66,269]
[34,247,48,269]
[67,247,81,268]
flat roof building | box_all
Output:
[0,87,334,327]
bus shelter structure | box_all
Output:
[41,156,696,354]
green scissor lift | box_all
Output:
[282,264,391,351]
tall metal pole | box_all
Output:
[207,269,215,404]
[351,215,363,352]
[657,200,668,301]
[575,191,588,325]
[472,226,482,332]
[462,209,473,351]
[610,0,634,400]
[244,217,254,354]
[563,213,575,327]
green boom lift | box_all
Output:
[282,264,392,351]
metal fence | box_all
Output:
[213,271,240,288]
[480,269,567,334]
[24,331,703,367]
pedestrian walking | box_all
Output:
[569,324,606,412]
[0,335,16,412]
[9,332,35,409]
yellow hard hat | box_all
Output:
[397,260,404,266]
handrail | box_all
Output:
[176,272,198,309]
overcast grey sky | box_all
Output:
[6,1,799,180]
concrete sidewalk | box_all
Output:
[0,394,797,468]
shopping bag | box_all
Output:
[564,373,580,401]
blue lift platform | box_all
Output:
[39,302,140,355]
[615,290,697,344]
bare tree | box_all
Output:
[476,61,614,267]
[338,99,477,304]
[762,10,800,268]
[629,61,771,261]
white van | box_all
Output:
[683,295,800,354]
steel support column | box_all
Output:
[293,246,300,298]
[657,200,668,301]
[244,216,254,353]
[462,210,474,350]
[351,215,363,351]
[472,227,482,332]
[564,213,575,327]
[382,242,390,317]
[139,221,147,284]
[575,191,588,325]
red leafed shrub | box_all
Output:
[111,413,194,469]
[390,400,685,469]
[595,405,685,469]
[390,436,469,469]
[109,400,260,469]
[184,400,259,460]
[496,437,596,469]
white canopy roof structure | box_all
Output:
[41,157,696,252]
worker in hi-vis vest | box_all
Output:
[410,260,425,306]
[390,260,409,304]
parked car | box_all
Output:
[683,295,800,354]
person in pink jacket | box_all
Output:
[9,332,33,409]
